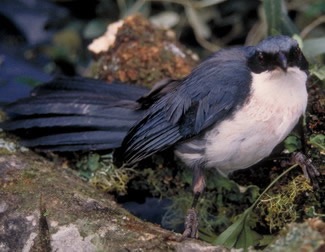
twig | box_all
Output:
[146,0,223,51]
[145,0,224,51]
[245,22,266,46]
[193,0,227,9]
[122,0,147,17]
[145,0,194,8]
[145,0,226,9]
[194,32,221,52]
[300,15,325,39]
[185,6,222,51]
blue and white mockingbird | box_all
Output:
[1,35,320,238]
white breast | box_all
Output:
[176,67,308,176]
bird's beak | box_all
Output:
[278,52,288,72]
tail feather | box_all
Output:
[4,103,141,119]
[34,143,122,152]
[14,92,122,104]
[32,76,148,100]
[1,76,148,151]
[21,131,127,147]
[0,116,135,131]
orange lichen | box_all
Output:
[89,15,198,88]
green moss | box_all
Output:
[0,148,13,155]
[76,153,137,195]
[0,139,17,154]
[86,61,101,78]
[90,165,136,195]
[72,148,322,245]
[256,175,313,232]
[0,110,7,122]
[23,168,38,179]
[0,132,28,154]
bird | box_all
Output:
[0,35,312,238]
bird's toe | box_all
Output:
[182,208,199,239]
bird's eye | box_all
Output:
[257,52,264,61]
[257,52,264,62]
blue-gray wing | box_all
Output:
[119,48,252,164]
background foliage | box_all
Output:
[0,0,324,250]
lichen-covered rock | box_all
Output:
[88,14,199,88]
[0,136,231,252]
[264,220,325,252]
[0,137,28,155]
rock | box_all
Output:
[264,220,325,252]
[87,14,199,88]
[0,137,229,251]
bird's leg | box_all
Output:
[291,152,321,189]
[182,167,206,239]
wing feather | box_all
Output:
[119,47,253,164]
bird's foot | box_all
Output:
[292,152,321,189]
[182,208,199,239]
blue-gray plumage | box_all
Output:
[119,48,252,164]
[1,35,311,238]
[118,36,308,168]
[116,35,309,237]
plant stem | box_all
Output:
[250,164,298,209]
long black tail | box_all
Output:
[0,76,148,151]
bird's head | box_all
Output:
[247,35,309,74]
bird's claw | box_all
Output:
[182,208,199,239]
[292,152,321,189]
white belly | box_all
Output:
[176,67,308,175]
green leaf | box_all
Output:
[310,65,325,80]
[243,185,261,204]
[182,169,193,185]
[122,0,150,17]
[281,15,299,36]
[305,1,325,18]
[263,0,281,35]
[257,235,276,247]
[83,19,108,39]
[186,7,211,39]
[308,134,325,151]
[213,208,262,249]
[88,154,100,171]
[206,172,238,191]
[150,11,180,28]
[199,228,218,243]
[263,0,298,36]
[303,37,325,59]
[284,135,302,153]
[195,0,227,8]
[79,170,92,180]
[292,34,303,48]
[213,164,299,250]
